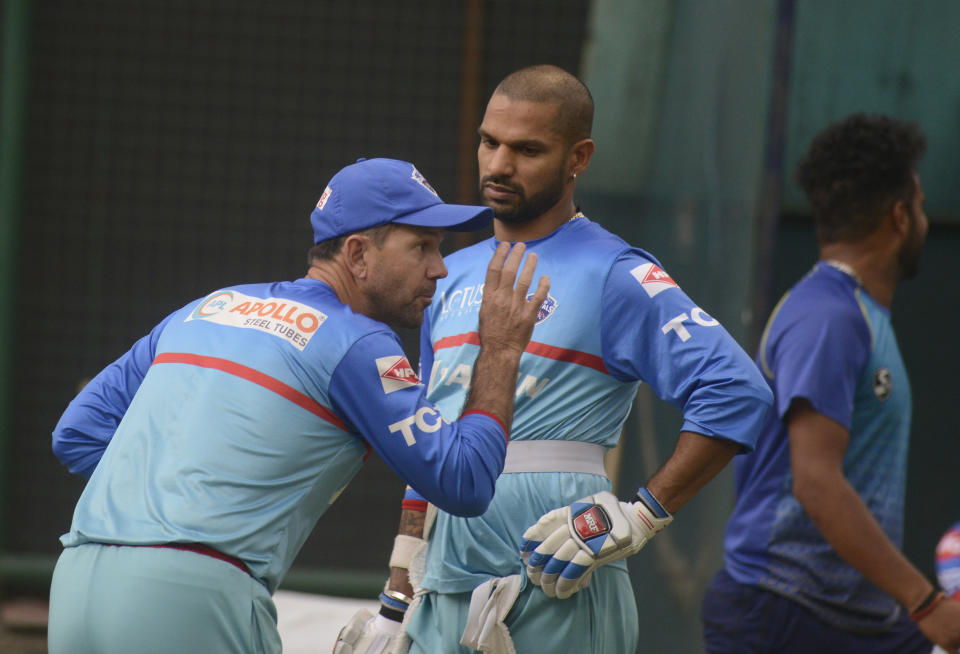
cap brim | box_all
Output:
[392,203,493,232]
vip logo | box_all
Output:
[316,186,332,210]
[411,166,439,197]
[573,506,610,541]
[872,367,892,402]
[376,356,420,394]
[630,263,678,298]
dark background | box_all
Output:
[0,3,957,653]
[3,0,589,576]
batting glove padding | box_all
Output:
[332,608,408,654]
[520,488,672,599]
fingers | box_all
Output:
[519,538,539,565]
[527,536,593,600]
[526,527,569,588]
[483,241,510,291]
[527,273,550,315]
[521,506,567,563]
[485,242,524,291]
[513,251,537,296]
[539,539,581,597]
[485,243,546,298]
[501,242,526,289]
[555,550,594,599]
[512,250,550,319]
[478,242,549,355]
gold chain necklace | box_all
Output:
[823,259,862,285]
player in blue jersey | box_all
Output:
[701,114,960,653]
[47,157,552,654]
[334,66,772,654]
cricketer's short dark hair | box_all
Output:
[308,223,396,264]
[493,64,594,144]
[796,113,927,243]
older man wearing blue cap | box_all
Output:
[47,158,550,654]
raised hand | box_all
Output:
[477,241,550,355]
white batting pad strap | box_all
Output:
[502,440,607,476]
[389,534,425,570]
[460,575,522,654]
[406,540,429,591]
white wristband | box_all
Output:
[389,534,425,570]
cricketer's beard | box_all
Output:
[364,262,434,331]
[480,168,567,224]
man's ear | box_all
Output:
[890,198,911,240]
[342,234,371,279]
[569,138,596,178]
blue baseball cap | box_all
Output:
[310,158,493,243]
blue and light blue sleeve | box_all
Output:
[600,251,773,451]
[328,330,506,517]
[51,314,174,478]
[763,292,869,429]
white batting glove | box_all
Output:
[332,590,411,654]
[520,488,672,599]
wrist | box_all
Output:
[378,589,412,623]
[634,487,671,520]
[475,344,524,370]
[909,588,946,622]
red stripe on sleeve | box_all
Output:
[462,409,509,443]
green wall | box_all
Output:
[784,0,960,221]
[580,1,958,652]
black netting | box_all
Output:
[8,0,587,572]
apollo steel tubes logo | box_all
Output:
[187,290,327,351]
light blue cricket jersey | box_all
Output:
[724,263,912,632]
[412,217,773,593]
[52,278,507,594]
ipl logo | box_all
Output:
[192,291,234,318]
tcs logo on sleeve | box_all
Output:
[388,407,449,446]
